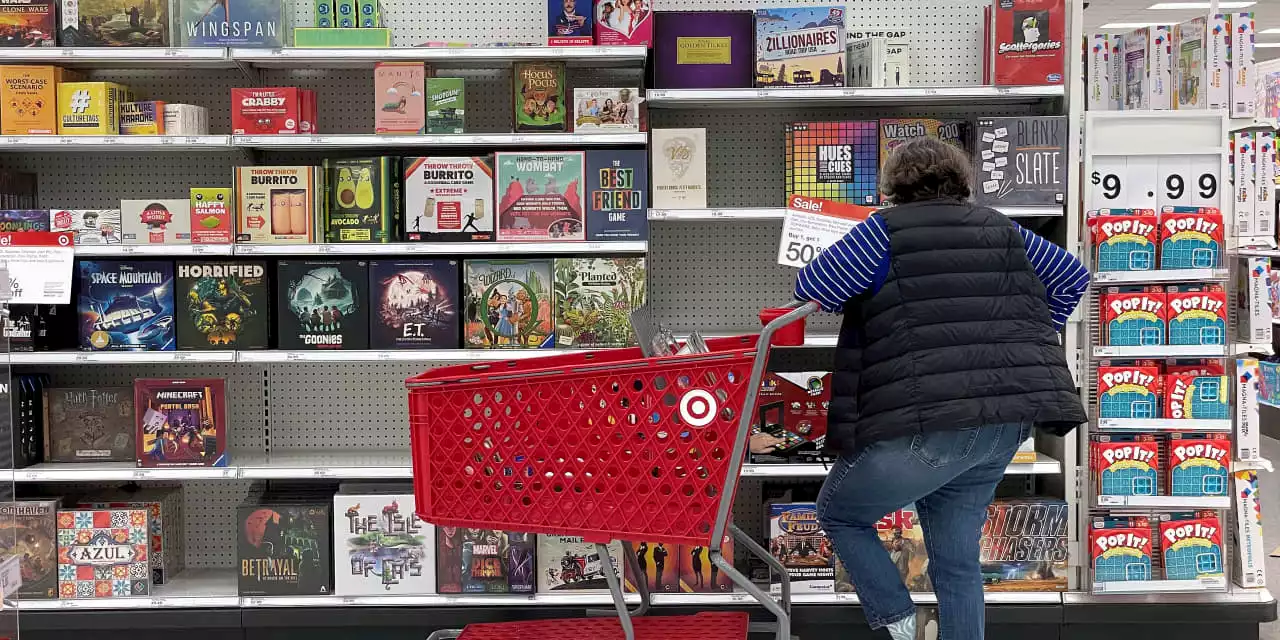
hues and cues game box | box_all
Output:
[785,121,879,206]
[369,260,459,349]
[77,260,176,352]
[175,261,270,350]
[135,378,227,468]
[277,260,369,350]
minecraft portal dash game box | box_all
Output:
[1164,373,1229,420]
[1167,432,1230,497]
[1090,515,1153,583]
[1166,284,1227,346]
[1097,364,1161,419]
[135,378,227,469]
[1158,206,1223,269]
[1160,511,1224,580]
[1101,286,1166,346]
[1092,434,1159,497]
[1089,209,1158,272]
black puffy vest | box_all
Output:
[828,199,1086,452]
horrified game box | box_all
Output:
[43,386,134,462]
[369,260,459,349]
[277,260,369,350]
[175,260,270,350]
[238,501,333,596]
[135,378,227,468]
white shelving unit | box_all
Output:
[644,85,1064,108]
[232,240,646,255]
[234,133,646,149]
[0,135,232,151]
[648,205,1064,220]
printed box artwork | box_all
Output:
[79,487,185,585]
[652,10,755,90]
[496,151,585,242]
[1087,35,1111,110]
[119,100,165,135]
[991,0,1065,86]
[0,209,49,231]
[980,498,1069,592]
[333,493,433,596]
[1158,207,1222,269]
[1093,434,1159,496]
[175,260,270,350]
[1167,432,1230,497]
[1090,210,1158,272]
[784,121,877,206]
[1146,25,1173,111]
[232,87,302,135]
[1,66,82,135]
[121,199,192,245]
[323,157,401,243]
[234,166,318,244]
[573,88,640,133]
[60,0,169,46]
[1233,469,1266,588]
[190,188,233,244]
[624,540,678,593]
[537,536,622,592]
[1234,130,1256,236]
[436,529,535,593]
[277,260,370,350]
[0,500,59,599]
[595,0,650,45]
[463,259,554,349]
[867,505,931,592]
[56,509,150,598]
[369,260,460,349]
[76,260,176,351]
[585,149,648,241]
[548,0,592,45]
[1097,364,1161,419]
[135,378,228,468]
[769,503,834,594]
[879,118,967,173]
[402,156,494,242]
[1231,13,1255,119]
[374,62,425,135]
[754,6,846,88]
[513,62,567,133]
[1209,14,1231,110]
[749,372,830,461]
[1173,17,1207,109]
[57,81,126,135]
[1166,284,1227,346]
[972,116,1066,207]
[177,0,286,47]
[1165,374,1229,420]
[425,77,464,134]
[0,0,56,46]
[1102,285,1166,346]
[651,128,708,209]
[44,386,134,462]
[1160,511,1223,580]
[1090,516,1152,582]
[554,257,646,348]
[1123,29,1150,110]
[679,536,733,593]
[238,502,332,596]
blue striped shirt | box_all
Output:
[794,213,1089,329]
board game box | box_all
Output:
[548,0,591,44]
[1166,284,1227,346]
[333,491,433,595]
[1089,210,1158,272]
[1165,374,1229,420]
[234,166,319,244]
[79,486,184,585]
[585,149,648,241]
[784,121,878,206]
[121,199,191,245]
[57,80,127,135]
[1090,515,1152,583]
[652,10,755,89]
[972,116,1066,207]
[990,0,1064,86]
[1160,511,1223,580]
[463,259,553,349]
[1097,364,1161,420]
[513,61,566,132]
[1158,207,1223,269]
[651,128,708,209]
[374,62,425,134]
[623,540,678,593]
[594,0,650,45]
[573,88,640,133]
[190,188,233,244]
[135,378,227,468]
[43,386,133,462]
[554,257,645,348]
[754,6,845,88]
[537,536,622,592]
[1092,434,1159,497]
[277,260,369,350]
[436,528,534,593]
[1101,285,1166,346]
[1123,29,1150,110]
[496,151,585,242]
[175,261,270,350]
[1,66,82,135]
[403,156,494,242]
[0,0,56,46]
[369,260,460,349]
[749,371,830,462]
[0,500,58,599]
[1173,17,1207,109]
[176,0,287,46]
[77,260,176,351]
[1168,432,1230,497]
[0,209,49,232]
[426,77,464,134]
[869,505,932,592]
[879,118,967,172]
[238,501,333,596]
[980,498,1069,592]
[677,536,732,593]
[56,508,150,598]
[323,157,400,243]
[768,503,834,594]
[51,209,120,245]
[60,0,169,46]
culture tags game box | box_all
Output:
[585,149,648,241]
[50,209,122,245]
[0,0,55,46]
[972,116,1066,207]
[403,156,494,242]
[990,0,1065,86]
[323,157,401,243]
[135,378,227,468]
[1092,434,1159,497]
[496,151,585,242]
[1166,284,1227,346]
[175,261,270,350]
[436,528,535,594]
[754,6,845,88]
[177,0,287,47]
[623,540,678,593]
[1090,209,1158,272]
[56,508,150,599]
[1159,207,1223,270]
[277,260,370,350]
[463,259,553,349]
[1102,285,1166,346]
[79,486,185,585]
[768,503,834,594]
[77,260,176,352]
[1160,511,1223,580]
[238,502,333,596]
[513,61,566,132]
[785,121,879,206]
[1090,515,1152,582]
[43,386,134,463]
[369,260,460,349]
[0,500,59,599]
[980,498,1069,592]
[1168,432,1230,497]
[121,199,192,245]
[554,257,645,349]
[537,536,622,593]
[678,536,733,593]
[333,491,433,595]
[1096,364,1161,419]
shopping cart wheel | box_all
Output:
[425,630,462,640]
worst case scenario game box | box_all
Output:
[77,260,176,352]
[135,378,228,468]
[175,260,270,350]
[369,260,460,349]
[277,260,370,350]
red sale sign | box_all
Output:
[0,232,73,247]
[0,232,74,303]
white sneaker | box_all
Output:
[886,614,917,640]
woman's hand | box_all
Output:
[750,432,785,454]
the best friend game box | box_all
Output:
[1097,364,1161,419]
[1090,516,1152,583]
[1089,209,1157,272]
[1160,511,1223,580]
[1159,206,1223,269]
[1167,432,1230,497]
[1102,286,1166,346]
[1092,434,1159,496]
[1166,284,1227,346]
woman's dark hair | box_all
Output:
[879,137,973,205]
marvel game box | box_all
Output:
[436,528,535,594]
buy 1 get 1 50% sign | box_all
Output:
[777,195,875,268]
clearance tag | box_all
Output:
[777,195,873,268]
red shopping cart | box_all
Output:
[407,301,818,640]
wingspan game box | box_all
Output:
[135,378,227,468]
[77,260,176,352]
[333,491,433,596]
[1159,207,1223,269]
[0,500,58,599]
[277,260,370,350]
[784,121,879,206]
[1167,432,1230,497]
[1092,434,1159,497]
[553,257,645,348]
[175,261,270,350]
[980,498,1069,592]
[1097,364,1161,419]
[43,386,134,462]
[1090,515,1153,583]
[1101,286,1166,346]
[1160,511,1223,580]
[1089,210,1158,272]
[56,508,150,598]
[369,260,460,349]
[1166,284,1227,346]
[463,259,553,349]
[496,151,585,242]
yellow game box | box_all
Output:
[57,81,129,135]
[1,65,83,135]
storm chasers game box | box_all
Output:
[463,259,553,349]
[436,528,535,593]
[333,490,433,596]
[77,260,176,352]
[135,378,228,468]
[43,386,134,462]
[0,500,59,599]
[496,151,585,242]
[175,261,270,350]
[972,116,1066,207]
[769,503,834,594]
[585,150,648,241]
[402,156,494,242]
[554,257,646,348]
[369,260,459,349]
[277,260,369,350]
[0,0,55,46]
[56,508,150,599]
[990,0,1065,86]
[980,498,1069,592]
[754,6,845,87]
[238,501,333,596]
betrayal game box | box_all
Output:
[972,117,1066,207]
[652,10,755,89]
[623,540,678,593]
[176,0,287,47]
[238,501,333,596]
[754,6,845,87]
[43,386,134,462]
[60,0,169,46]
[513,61,566,133]
[496,151,585,242]
[0,0,56,46]
[554,257,645,348]
[277,260,370,350]
[537,536,622,593]
[769,503,834,594]
[79,486,185,585]
[333,491,433,596]
[135,378,228,468]
[990,0,1065,86]
[402,156,495,242]
[50,209,122,245]
[979,498,1069,592]
[0,500,59,599]
[436,528,535,594]
[323,157,401,244]
[77,260,176,352]
[785,121,879,206]
[56,508,150,599]
[463,259,553,349]
[175,260,270,350]
[369,260,459,349]
[585,149,648,241]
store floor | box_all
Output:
[1260,435,1280,640]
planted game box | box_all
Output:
[990,0,1064,86]
[333,491,433,595]
[1166,284,1227,346]
[537,536,622,592]
[402,156,494,242]
[548,0,591,45]
[652,128,708,209]
[1160,511,1223,580]
[43,386,133,462]
[496,151,585,242]
[77,260,176,351]
[1090,515,1153,583]
[972,116,1066,207]
[1101,285,1166,346]
[190,188,233,245]
[594,0,650,45]
[878,118,967,173]
[436,528,534,594]
[0,0,55,46]
[374,62,425,135]
[425,77,464,134]
[277,260,369,350]
[652,10,755,89]
[79,486,184,585]
[175,261,270,350]
[1167,432,1230,497]
[679,536,732,593]
[238,501,332,596]
[573,88,640,133]
[754,6,845,88]
[585,149,648,241]
[1165,374,1229,420]
[369,260,460,349]
[0,500,58,599]
[60,0,168,46]
[768,503,834,594]
[1158,207,1222,270]
[323,157,400,243]
[554,257,645,348]
[56,508,150,598]
[1096,364,1161,420]
[784,121,878,206]
[234,166,319,244]
[980,498,1069,592]
[135,378,227,468]
[0,208,48,231]
[464,259,553,349]
[121,199,191,245]
[513,61,566,133]
[1092,434,1159,497]
[1090,210,1158,272]
[177,0,287,46]
[624,541,678,593]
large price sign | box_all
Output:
[0,231,74,304]
[1088,154,1220,212]
[776,195,874,268]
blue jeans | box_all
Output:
[816,422,1031,640]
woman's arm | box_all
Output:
[792,214,890,313]
[1015,223,1091,330]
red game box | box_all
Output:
[1166,284,1227,346]
[1101,286,1166,346]
[1090,515,1153,582]
[1157,207,1224,269]
[1164,359,1226,376]
[1159,511,1223,579]
[1167,432,1230,495]
[1165,374,1230,420]
[749,372,830,451]
[135,378,228,468]
[1092,434,1159,496]
[232,88,303,135]
[1097,364,1162,419]
[1090,211,1160,271]
[991,0,1066,86]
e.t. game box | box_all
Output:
[369,260,459,349]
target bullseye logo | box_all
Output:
[679,389,717,427]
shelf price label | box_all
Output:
[776,195,873,268]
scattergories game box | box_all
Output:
[277,260,369,350]
[135,378,228,468]
[175,260,271,350]
[990,0,1065,86]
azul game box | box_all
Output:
[754,6,845,88]
[402,156,494,242]
[768,503,834,594]
[175,260,270,350]
[785,121,878,206]
[972,116,1066,207]
[513,62,567,133]
[50,209,122,245]
[548,0,591,45]
[652,11,754,89]
[322,157,401,243]
[234,166,319,244]
[238,501,333,596]
[426,77,464,134]
[595,0,650,45]
[1166,284,1227,346]
[333,490,433,595]
[121,199,192,245]
[369,260,460,349]
[77,260,176,351]
[1101,285,1166,346]
[1167,432,1230,497]
[1090,515,1153,582]
[980,498,1069,592]
[436,528,535,594]
[0,208,48,231]
[651,128,708,209]
[1097,364,1161,420]
[553,257,646,349]
[1092,434,1159,497]
[623,540,678,593]
[0,0,55,46]
[56,508,150,598]
[537,536,622,593]
[1160,511,1223,580]
[1158,207,1223,270]
[177,0,287,46]
[678,536,733,593]
[463,259,553,349]
[496,151,585,242]
[585,149,648,241]
[79,486,184,585]
[573,88,640,133]
[135,378,227,468]
[277,260,370,350]
[1165,374,1229,420]
[43,387,134,462]
[60,0,169,46]
[990,0,1064,86]
[1089,210,1158,272]
[0,500,58,599]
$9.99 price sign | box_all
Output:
[1087,154,1220,213]
[777,195,874,268]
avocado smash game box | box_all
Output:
[1167,432,1230,497]
[1092,434,1159,496]
[1158,206,1223,269]
[1166,284,1227,346]
[1097,364,1161,419]
[1090,515,1152,582]
[1089,209,1158,272]
[1102,286,1166,346]
[1160,511,1223,580]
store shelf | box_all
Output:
[741,454,1060,477]
[8,351,237,364]
[11,462,237,482]
[233,133,646,149]
[0,135,232,152]
[15,569,240,610]
[74,243,235,257]
[647,205,1062,221]
[1092,345,1227,358]
[1093,269,1229,284]
[1096,418,1233,432]
[1238,248,1280,258]
[235,450,411,479]
[232,240,647,255]
[235,349,559,363]
[1096,495,1231,509]
[644,85,1064,108]
[231,45,648,69]
[0,47,233,68]
[1089,577,1228,595]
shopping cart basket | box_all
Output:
[406,301,818,640]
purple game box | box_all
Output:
[653,11,754,89]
